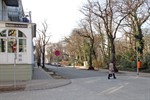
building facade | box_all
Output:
[0,0,36,81]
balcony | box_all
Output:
[0,10,31,23]
[3,0,19,7]
[8,10,20,21]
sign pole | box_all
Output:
[14,51,16,88]
[56,56,59,71]
[55,50,60,69]
[13,42,17,88]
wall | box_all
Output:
[0,64,33,81]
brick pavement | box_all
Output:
[25,67,71,91]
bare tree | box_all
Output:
[143,28,150,53]
[35,39,41,62]
[93,13,110,67]
[121,0,150,57]
[83,0,128,71]
[64,30,88,66]
[77,2,97,70]
[37,20,51,68]
[46,43,54,64]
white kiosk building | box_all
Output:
[0,0,36,81]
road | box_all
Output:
[46,65,108,79]
[46,65,150,100]
[0,65,150,100]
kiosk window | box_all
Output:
[18,30,26,37]
[8,29,16,37]
[19,39,26,52]
[0,30,6,37]
[0,38,6,52]
[8,38,16,53]
[0,29,27,53]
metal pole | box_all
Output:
[29,11,32,23]
[136,45,139,76]
[57,56,58,70]
[14,51,16,88]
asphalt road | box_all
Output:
[0,65,150,100]
[45,65,150,100]
[46,65,108,79]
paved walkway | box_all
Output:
[25,67,71,91]
[0,67,71,92]
[32,67,53,79]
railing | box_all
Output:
[0,10,32,23]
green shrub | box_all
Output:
[142,53,150,72]
[116,51,136,71]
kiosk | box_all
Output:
[0,21,36,81]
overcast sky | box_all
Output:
[22,0,87,43]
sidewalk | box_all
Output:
[117,70,150,78]
[0,67,71,92]
[25,67,71,91]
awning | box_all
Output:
[3,0,19,7]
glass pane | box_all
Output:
[18,30,26,37]
[0,38,6,52]
[19,39,26,52]
[8,38,17,53]
[8,29,16,37]
[0,30,6,37]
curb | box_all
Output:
[25,79,71,91]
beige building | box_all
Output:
[0,0,36,81]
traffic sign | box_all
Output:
[55,50,60,56]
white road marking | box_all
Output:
[100,86,117,94]
[99,83,128,95]
[125,82,129,85]
[107,85,124,94]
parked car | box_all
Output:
[50,62,61,67]
[56,62,61,67]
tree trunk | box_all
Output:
[110,38,118,72]
[42,47,45,68]
[88,44,94,70]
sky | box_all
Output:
[22,0,87,43]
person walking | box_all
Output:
[108,62,116,79]
[37,57,41,68]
